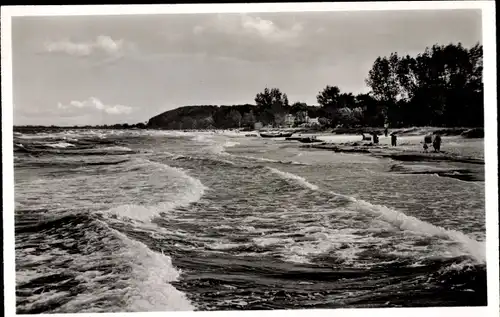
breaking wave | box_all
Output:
[15,212,194,313]
[101,159,207,223]
[266,166,486,264]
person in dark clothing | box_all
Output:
[423,142,429,152]
[424,134,433,144]
[372,132,379,144]
[433,134,442,152]
[384,128,388,137]
[391,133,397,146]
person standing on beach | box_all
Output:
[424,134,432,144]
[391,133,397,146]
[433,134,442,152]
[384,127,388,137]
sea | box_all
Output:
[12,128,486,313]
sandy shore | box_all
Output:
[285,133,485,182]
[301,142,484,165]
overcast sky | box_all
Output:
[12,9,482,126]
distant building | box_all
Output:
[309,117,319,125]
[299,117,320,128]
[254,122,263,130]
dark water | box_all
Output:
[13,129,487,313]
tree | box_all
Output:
[199,115,215,129]
[318,117,331,127]
[282,94,289,109]
[365,54,401,125]
[255,87,289,126]
[242,110,256,128]
[274,113,286,127]
[290,102,308,114]
[317,85,343,126]
[255,87,289,109]
[294,111,308,126]
[338,93,356,109]
[227,109,242,128]
[317,85,341,109]
[181,117,194,129]
[365,42,483,127]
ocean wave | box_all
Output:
[266,167,318,190]
[265,167,485,264]
[14,156,131,169]
[101,159,207,222]
[15,211,194,313]
[13,139,134,156]
[170,155,237,167]
[351,199,486,263]
[389,162,484,183]
[102,226,195,312]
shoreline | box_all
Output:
[299,141,484,182]
[301,142,485,165]
[13,125,484,138]
[329,126,483,137]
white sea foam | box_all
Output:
[45,142,75,148]
[224,141,240,148]
[351,199,486,263]
[266,167,319,190]
[102,159,207,222]
[106,228,194,311]
[37,223,195,313]
[208,140,240,155]
[252,237,294,247]
[192,134,210,143]
[98,146,134,152]
[15,216,194,313]
[207,242,248,250]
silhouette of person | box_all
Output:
[391,133,397,146]
[433,134,442,152]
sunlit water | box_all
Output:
[13,129,486,313]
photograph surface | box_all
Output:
[2,2,497,315]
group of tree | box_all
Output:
[145,42,483,130]
[365,42,483,127]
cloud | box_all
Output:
[44,35,127,57]
[204,14,304,45]
[15,98,137,126]
[159,13,306,63]
[239,15,303,43]
[57,97,133,115]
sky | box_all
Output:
[11,9,482,126]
